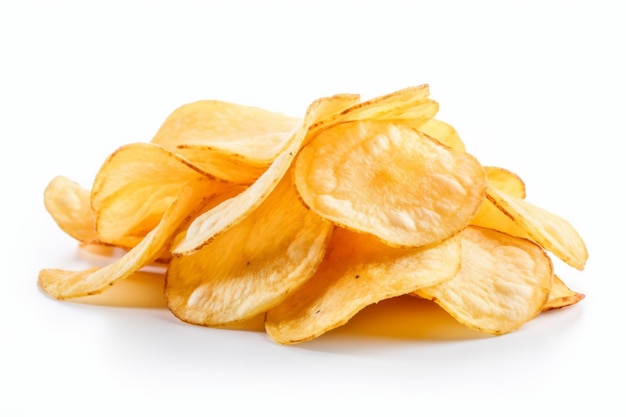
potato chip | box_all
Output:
[542,275,585,312]
[418,118,466,152]
[416,226,553,335]
[39,179,214,299]
[486,186,588,270]
[265,230,462,344]
[171,93,360,256]
[306,85,436,145]
[44,176,100,244]
[150,100,302,166]
[90,142,232,245]
[294,120,486,248]
[166,172,332,326]
[471,166,529,237]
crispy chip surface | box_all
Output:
[294,120,486,247]
[416,226,553,335]
[150,100,302,165]
[172,94,360,256]
[265,230,462,344]
[486,186,588,270]
[543,275,585,311]
[39,179,214,299]
[166,172,333,326]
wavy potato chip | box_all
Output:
[90,143,232,245]
[486,186,588,270]
[294,120,486,248]
[418,118,466,152]
[166,172,333,326]
[543,275,585,311]
[416,226,553,335]
[265,229,462,344]
[39,179,215,299]
[171,93,360,256]
[151,100,302,166]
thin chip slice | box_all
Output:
[44,176,100,244]
[171,93,361,256]
[542,275,585,311]
[38,179,215,299]
[173,145,267,184]
[306,85,436,145]
[294,120,486,248]
[416,226,553,335]
[418,118,466,152]
[166,172,333,326]
[471,166,529,237]
[265,229,462,344]
[90,143,231,244]
[486,186,588,270]
[150,100,302,166]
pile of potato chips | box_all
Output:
[39,85,587,344]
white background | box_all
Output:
[1,1,624,415]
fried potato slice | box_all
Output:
[90,143,232,245]
[150,100,302,166]
[486,186,588,270]
[39,179,215,299]
[166,172,333,326]
[418,118,466,152]
[307,85,436,145]
[265,229,462,344]
[471,166,529,237]
[294,120,486,248]
[416,226,553,335]
[171,93,360,256]
[542,275,585,312]
[172,145,267,184]
[44,176,100,244]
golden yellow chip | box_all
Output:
[486,186,588,270]
[151,100,302,166]
[90,142,231,245]
[44,176,100,244]
[172,93,360,256]
[39,179,215,299]
[416,226,553,335]
[417,118,466,152]
[166,172,333,326]
[294,120,486,248]
[307,85,436,145]
[265,229,462,344]
[543,275,585,312]
[471,166,529,237]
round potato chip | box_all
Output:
[166,172,333,326]
[416,226,553,335]
[265,229,462,344]
[294,120,486,248]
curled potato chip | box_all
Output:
[542,275,585,312]
[91,143,232,245]
[471,166,529,237]
[416,226,553,335]
[151,100,302,166]
[486,186,588,270]
[166,172,333,326]
[294,120,486,248]
[44,176,99,244]
[418,118,466,152]
[307,85,435,145]
[39,179,214,299]
[171,93,361,256]
[265,229,462,344]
